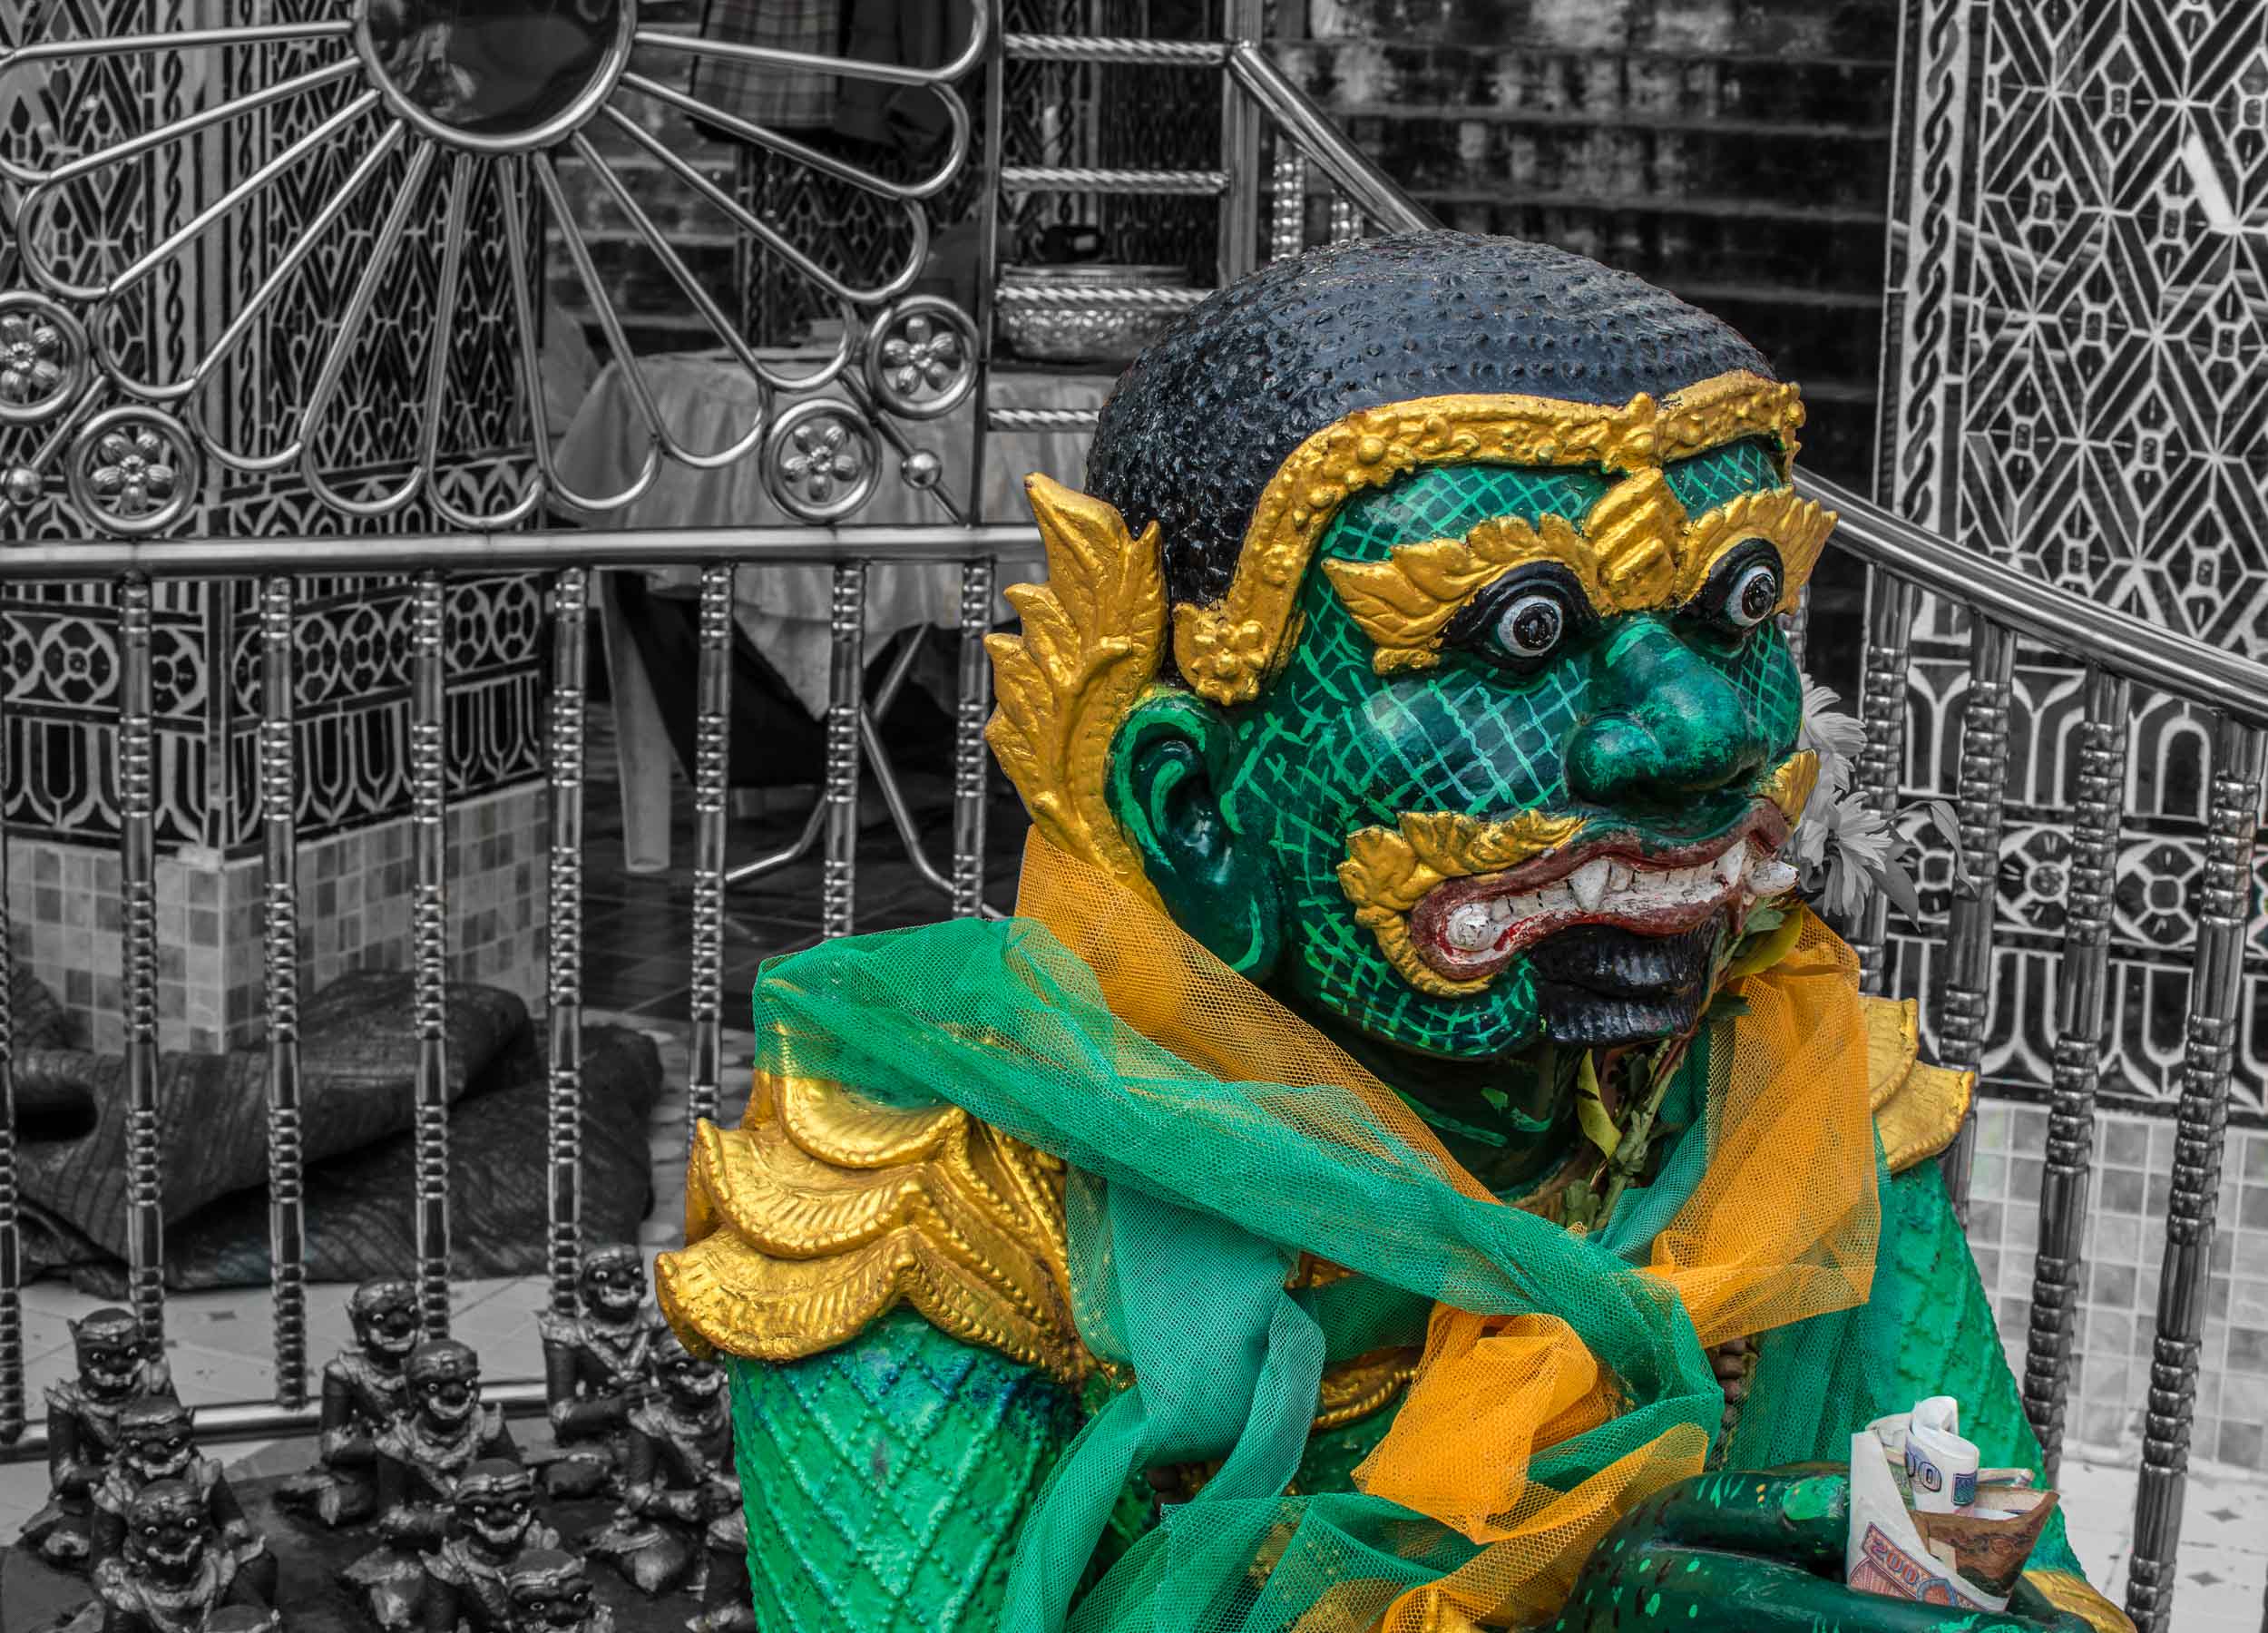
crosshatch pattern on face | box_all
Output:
[1224,445,1804,1059]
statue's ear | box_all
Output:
[1105,689,1283,982]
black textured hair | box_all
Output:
[1085,231,1776,610]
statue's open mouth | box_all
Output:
[1408,807,1793,984]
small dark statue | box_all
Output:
[342,1339,518,1629]
[582,1330,749,1630]
[88,1397,277,1604]
[23,1307,176,1570]
[279,1276,421,1527]
[79,1478,274,1633]
[502,1551,614,1633]
[419,1459,560,1633]
[537,1246,663,1498]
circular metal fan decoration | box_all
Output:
[0,0,986,534]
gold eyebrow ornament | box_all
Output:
[1321,475,1836,676]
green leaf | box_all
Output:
[1575,1052,1619,1159]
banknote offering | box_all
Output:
[1904,1394,1981,1512]
[1846,1398,2058,1611]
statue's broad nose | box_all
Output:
[1565,617,1767,807]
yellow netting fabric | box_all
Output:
[747,835,1880,1631]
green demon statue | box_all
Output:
[657,233,2126,1633]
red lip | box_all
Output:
[1409,802,1792,982]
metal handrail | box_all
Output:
[1807,473,2268,727]
[1226,43,1430,236]
[0,523,1041,579]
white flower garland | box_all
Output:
[1791,680,1924,926]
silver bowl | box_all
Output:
[995,263,1195,367]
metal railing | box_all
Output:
[1,12,2264,1633]
[1812,475,2268,1633]
[0,523,1031,1454]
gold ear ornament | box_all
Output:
[983,474,1169,901]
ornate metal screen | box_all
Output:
[0,0,539,847]
[1875,0,2268,1126]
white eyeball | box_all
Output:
[1725,559,1780,629]
[1495,592,1567,659]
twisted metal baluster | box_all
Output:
[822,564,869,940]
[1851,574,1920,994]
[2022,668,2128,1481]
[1269,142,1306,262]
[951,561,994,919]
[2126,718,2266,1633]
[259,577,308,1408]
[1327,192,1361,243]
[545,569,588,1318]
[1780,582,1812,674]
[1935,619,2015,1221]
[685,565,733,1143]
[119,577,164,1345]
[0,687,20,1442]
[409,572,452,1338]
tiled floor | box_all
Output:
[3,724,2264,1625]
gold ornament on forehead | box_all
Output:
[1171,368,1811,706]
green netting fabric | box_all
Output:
[739,842,1886,1632]
[753,916,1732,1632]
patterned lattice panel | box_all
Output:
[1875,0,2268,1126]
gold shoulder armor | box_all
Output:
[1860,995,1975,1176]
[654,1071,1084,1387]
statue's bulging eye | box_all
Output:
[1692,540,1786,639]
[1444,562,1594,675]
[1495,593,1566,660]
[1726,562,1779,628]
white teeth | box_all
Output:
[1444,903,1499,953]
[1569,857,1614,913]
[1748,857,1798,897]
[1435,841,1768,957]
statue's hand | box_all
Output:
[1553,1471,2092,1633]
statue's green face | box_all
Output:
[1113,439,1807,1068]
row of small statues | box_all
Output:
[18,1247,749,1633]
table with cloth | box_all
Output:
[549,355,1103,871]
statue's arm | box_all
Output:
[724,1309,1081,1631]
[1867,1155,2126,1628]
[1745,1018,2128,1632]
[209,1471,255,1546]
[314,1364,368,1465]
[657,1078,1090,1632]
[617,1422,669,1520]
[374,1451,445,1545]
[540,1332,590,1436]
[45,1399,93,1494]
